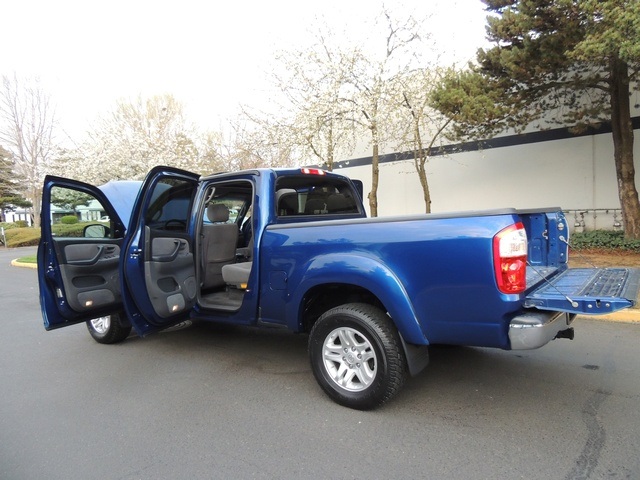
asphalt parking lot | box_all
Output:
[2,246,639,480]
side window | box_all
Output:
[201,181,253,226]
[49,186,111,239]
[275,177,360,217]
[203,196,246,225]
[200,180,253,250]
[145,179,195,232]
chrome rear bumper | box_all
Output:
[509,310,576,350]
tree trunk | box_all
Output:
[369,135,379,217]
[326,123,334,172]
[610,57,640,240]
[418,159,431,214]
[411,119,431,214]
[30,185,42,228]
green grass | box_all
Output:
[16,254,37,264]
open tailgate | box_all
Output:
[525,267,640,315]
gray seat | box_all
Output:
[304,197,326,214]
[201,204,238,289]
[276,189,298,216]
[222,261,252,289]
[326,193,357,214]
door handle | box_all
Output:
[152,240,182,262]
[67,246,104,265]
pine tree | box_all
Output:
[0,145,31,223]
[432,0,640,238]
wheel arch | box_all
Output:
[288,253,429,346]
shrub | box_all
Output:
[13,220,28,228]
[0,222,19,230]
[4,227,40,247]
[3,223,90,247]
[60,215,79,224]
[570,230,640,252]
[51,223,86,237]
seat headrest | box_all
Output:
[207,204,229,223]
[327,194,348,212]
[276,188,297,203]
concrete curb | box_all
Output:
[589,310,640,324]
[10,258,640,324]
[11,259,38,269]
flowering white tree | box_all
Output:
[337,10,425,216]
[268,30,356,171]
[57,94,209,183]
[224,115,299,169]
[267,8,426,216]
[0,74,57,227]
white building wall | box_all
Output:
[335,128,639,232]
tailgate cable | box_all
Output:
[559,235,598,268]
[527,260,579,309]
[526,237,583,308]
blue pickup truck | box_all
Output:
[38,166,640,409]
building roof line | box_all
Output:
[333,116,640,169]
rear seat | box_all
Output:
[222,261,252,289]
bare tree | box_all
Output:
[393,67,451,213]
[0,74,57,228]
[338,10,422,216]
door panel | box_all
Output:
[120,167,200,335]
[38,177,128,330]
[144,234,197,318]
[56,241,121,312]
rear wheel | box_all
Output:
[308,303,407,410]
[86,313,132,344]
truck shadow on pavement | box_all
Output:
[133,321,597,415]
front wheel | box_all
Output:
[86,313,132,344]
[308,303,407,410]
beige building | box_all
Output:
[336,118,640,233]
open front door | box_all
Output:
[38,176,129,330]
[121,167,200,336]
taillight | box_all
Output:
[301,168,326,175]
[493,222,527,294]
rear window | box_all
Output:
[275,175,361,217]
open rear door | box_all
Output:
[38,176,129,330]
[120,166,200,336]
[525,267,640,314]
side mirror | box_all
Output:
[83,224,110,238]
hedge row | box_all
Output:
[3,224,88,247]
[0,221,28,230]
[569,230,640,252]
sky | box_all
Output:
[1,0,489,142]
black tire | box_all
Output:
[308,303,407,410]
[86,313,132,344]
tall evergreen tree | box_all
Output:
[432,0,640,238]
[0,145,31,223]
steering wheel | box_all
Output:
[164,219,187,231]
